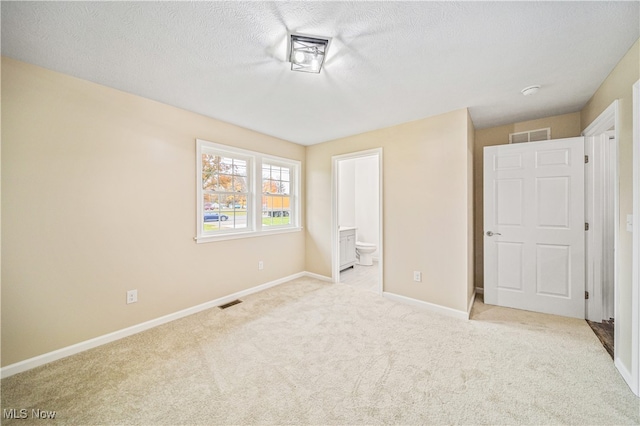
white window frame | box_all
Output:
[196,139,301,243]
[260,157,298,229]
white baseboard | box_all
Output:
[475,286,484,295]
[382,292,470,320]
[1,271,313,379]
[467,291,477,318]
[303,271,333,282]
[615,357,638,396]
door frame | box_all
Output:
[582,100,619,323]
[331,148,383,293]
[631,80,639,396]
[582,100,631,385]
[584,131,617,322]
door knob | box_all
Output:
[486,231,502,237]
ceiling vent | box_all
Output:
[509,128,550,144]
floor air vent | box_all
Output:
[218,299,242,309]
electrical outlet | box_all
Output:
[126,289,138,304]
[258,261,264,270]
[413,271,422,282]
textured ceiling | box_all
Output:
[2,2,639,145]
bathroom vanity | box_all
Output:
[339,227,357,271]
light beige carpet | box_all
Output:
[2,276,639,425]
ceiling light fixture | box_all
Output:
[521,85,541,96]
[288,33,331,74]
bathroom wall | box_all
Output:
[338,161,356,228]
[338,156,380,259]
[354,156,380,259]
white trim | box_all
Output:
[584,135,599,321]
[583,101,618,136]
[584,133,617,322]
[331,156,339,283]
[1,272,315,379]
[383,292,470,320]
[615,358,634,393]
[603,132,617,321]
[475,286,484,295]
[197,139,255,238]
[195,139,302,243]
[195,226,302,243]
[259,156,302,231]
[303,271,333,282]
[582,100,625,371]
[331,148,384,294]
[631,79,640,396]
[467,291,477,317]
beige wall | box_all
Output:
[1,58,306,366]
[473,111,582,290]
[4,39,636,371]
[581,38,640,373]
[306,109,474,313]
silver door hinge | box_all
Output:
[585,223,589,231]
[585,155,589,164]
[585,291,589,300]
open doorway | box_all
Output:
[585,130,617,358]
[332,149,383,293]
[583,101,619,361]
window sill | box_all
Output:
[195,226,302,244]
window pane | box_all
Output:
[280,212,290,225]
[201,152,250,234]
[218,174,233,191]
[262,195,290,227]
[233,161,247,177]
[263,179,275,193]
[236,195,247,209]
[203,174,218,191]
[275,181,283,194]
[203,194,221,211]
[202,154,219,190]
[219,157,234,174]
[272,196,283,210]
[233,176,248,193]
[260,163,293,228]
[218,195,247,230]
[281,182,290,195]
[262,165,271,180]
[203,194,226,232]
[271,166,281,180]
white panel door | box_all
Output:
[484,137,585,318]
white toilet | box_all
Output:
[355,241,376,266]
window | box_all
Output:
[262,162,292,227]
[201,152,250,233]
[196,139,300,242]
